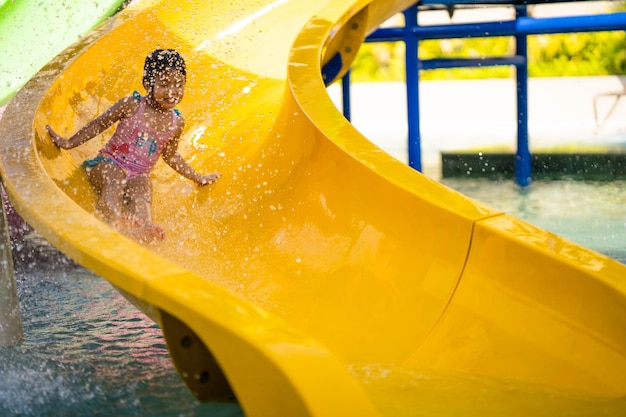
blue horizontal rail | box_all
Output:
[420,56,526,70]
[517,11,626,34]
[344,5,626,186]
[367,11,626,41]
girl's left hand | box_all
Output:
[198,173,221,186]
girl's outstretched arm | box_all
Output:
[46,96,140,149]
[161,121,221,186]
[165,152,221,185]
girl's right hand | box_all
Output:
[46,125,67,148]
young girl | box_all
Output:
[47,49,220,243]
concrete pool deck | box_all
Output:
[328,76,626,179]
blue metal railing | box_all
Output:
[342,4,626,186]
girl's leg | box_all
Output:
[85,161,127,222]
[125,175,165,242]
[125,174,153,223]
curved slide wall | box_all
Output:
[0,0,126,240]
[0,0,126,106]
[0,0,625,416]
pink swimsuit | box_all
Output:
[94,95,181,178]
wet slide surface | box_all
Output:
[0,0,626,416]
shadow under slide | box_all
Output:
[0,0,625,416]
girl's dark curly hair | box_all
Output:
[143,49,186,87]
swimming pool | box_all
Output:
[0,177,623,416]
[441,178,626,264]
[0,252,244,417]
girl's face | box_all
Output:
[149,68,186,111]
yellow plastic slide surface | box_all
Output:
[1,0,626,415]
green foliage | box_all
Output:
[350,30,626,81]
[351,42,407,82]
[528,31,626,76]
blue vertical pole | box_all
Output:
[515,5,531,186]
[404,4,422,171]
[341,70,352,121]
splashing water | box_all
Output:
[0,235,243,417]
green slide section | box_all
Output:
[0,0,126,106]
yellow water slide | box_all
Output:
[1,0,625,415]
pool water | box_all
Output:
[441,178,626,263]
[0,244,244,417]
[0,178,623,416]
